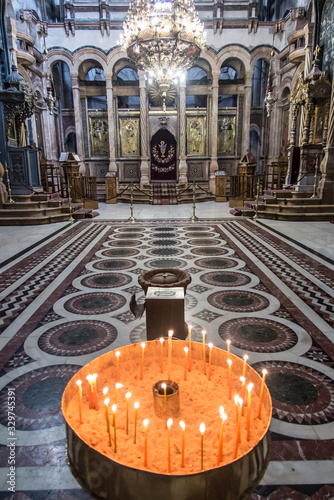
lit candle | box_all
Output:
[76,380,83,424]
[208,343,213,381]
[234,398,243,459]
[168,330,173,380]
[242,354,248,378]
[258,369,268,419]
[240,376,246,416]
[125,392,131,435]
[114,382,123,404]
[140,342,146,380]
[104,398,112,447]
[112,404,117,453]
[226,339,231,359]
[160,338,164,373]
[201,330,207,375]
[143,419,149,467]
[179,421,185,468]
[134,402,139,444]
[200,423,205,471]
[161,382,167,422]
[93,373,98,410]
[184,347,188,381]
[86,374,95,409]
[102,387,108,430]
[217,406,227,465]
[234,394,239,422]
[188,325,192,371]
[246,383,254,441]
[115,350,120,382]
[227,359,232,399]
[167,418,173,473]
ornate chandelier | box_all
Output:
[122,0,206,108]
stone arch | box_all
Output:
[279,77,292,99]
[72,49,108,79]
[217,46,251,75]
[199,48,219,75]
[48,50,74,71]
[106,47,130,79]
[250,47,272,72]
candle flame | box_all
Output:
[134,402,140,409]
[184,347,189,353]
[247,383,254,392]
[93,373,98,380]
[86,374,93,382]
[112,404,117,413]
[116,383,123,389]
[103,387,108,395]
[141,342,146,349]
[188,325,192,332]
[227,359,232,366]
[201,330,206,337]
[167,418,173,428]
[104,398,109,405]
[160,338,164,344]
[239,398,243,407]
[168,330,174,338]
[262,369,268,376]
[200,423,205,434]
[115,351,120,358]
[240,376,245,384]
[179,421,185,430]
[226,339,231,345]
[161,383,167,390]
[243,354,249,361]
[223,414,227,422]
[76,380,81,387]
[143,419,149,427]
[234,395,239,405]
[208,343,213,349]
[219,405,224,417]
[126,392,131,399]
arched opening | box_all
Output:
[150,129,177,182]
[115,66,140,109]
[251,59,269,107]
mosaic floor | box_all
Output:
[0,218,333,499]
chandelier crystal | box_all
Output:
[122,0,206,106]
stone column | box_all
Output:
[71,76,85,172]
[209,71,219,194]
[242,73,253,154]
[139,73,149,187]
[317,83,334,203]
[178,82,187,184]
[105,77,117,174]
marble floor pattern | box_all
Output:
[0,202,333,499]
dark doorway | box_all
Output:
[150,129,177,182]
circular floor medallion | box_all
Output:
[145,258,187,269]
[81,273,132,289]
[185,232,217,238]
[92,259,136,271]
[252,360,334,425]
[151,239,179,246]
[218,317,298,352]
[101,248,139,258]
[200,271,251,287]
[182,226,213,231]
[190,247,228,256]
[38,320,118,356]
[0,365,81,430]
[188,239,222,247]
[194,257,238,269]
[108,240,141,247]
[153,227,175,232]
[64,292,126,315]
[114,233,144,239]
[146,247,183,257]
[208,290,270,312]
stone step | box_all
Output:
[258,211,334,221]
[2,201,50,210]
[0,213,71,226]
[263,204,334,214]
[274,197,322,206]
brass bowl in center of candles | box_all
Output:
[62,340,272,500]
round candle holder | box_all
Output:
[62,340,272,500]
[153,380,180,418]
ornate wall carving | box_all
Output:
[119,117,140,157]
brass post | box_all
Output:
[252,177,260,221]
[128,182,136,222]
[68,182,74,223]
[5,162,15,203]
[311,156,319,199]
[190,182,198,221]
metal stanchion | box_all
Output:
[252,178,260,221]
[190,182,198,221]
[5,162,15,203]
[311,156,319,199]
[128,182,136,222]
[67,182,74,223]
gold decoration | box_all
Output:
[120,117,140,157]
[89,117,109,157]
[187,116,206,155]
[217,116,235,155]
[149,82,176,107]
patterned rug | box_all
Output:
[152,183,178,205]
[0,218,333,499]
